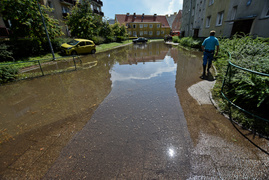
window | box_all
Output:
[62,6,69,13]
[78,42,85,46]
[129,31,132,35]
[133,31,137,36]
[157,31,160,36]
[206,16,211,27]
[216,11,224,26]
[133,24,136,28]
[140,31,143,36]
[246,0,252,6]
[149,24,153,28]
[149,31,153,36]
[209,0,214,6]
[86,41,93,45]
[161,31,164,34]
[144,31,148,35]
[231,6,237,20]
[140,24,143,28]
[48,1,53,8]
[192,7,195,16]
[144,24,148,27]
[157,24,160,28]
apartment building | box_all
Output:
[224,0,269,38]
[115,13,171,38]
[0,0,103,37]
[201,0,231,37]
[172,10,182,33]
[192,0,206,37]
[181,0,196,37]
[181,0,269,38]
[166,12,178,29]
[42,0,103,36]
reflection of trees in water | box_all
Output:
[0,54,113,141]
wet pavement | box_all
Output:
[0,42,268,179]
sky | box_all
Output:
[102,0,183,20]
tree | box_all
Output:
[111,22,127,37]
[0,0,64,41]
[66,0,102,39]
[98,20,113,42]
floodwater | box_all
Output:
[0,42,268,179]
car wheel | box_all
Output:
[91,49,96,54]
[71,51,77,55]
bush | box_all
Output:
[44,37,73,52]
[172,36,180,43]
[0,43,14,62]
[177,37,202,49]
[116,36,125,42]
[0,65,19,84]
[92,36,105,45]
[105,36,116,43]
[216,35,269,135]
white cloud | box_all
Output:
[142,0,183,15]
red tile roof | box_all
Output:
[116,14,170,28]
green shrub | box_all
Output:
[178,37,202,49]
[0,65,19,84]
[172,36,180,43]
[116,36,125,42]
[105,36,116,43]
[216,35,269,135]
[92,36,105,45]
[0,43,14,62]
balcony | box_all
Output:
[92,0,103,6]
[93,9,104,16]
[98,0,103,6]
[60,0,74,6]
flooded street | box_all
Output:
[0,42,268,179]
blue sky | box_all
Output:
[102,0,183,20]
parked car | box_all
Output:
[133,37,148,43]
[61,39,96,55]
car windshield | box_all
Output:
[67,40,79,45]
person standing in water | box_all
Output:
[201,30,219,79]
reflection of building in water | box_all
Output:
[120,43,171,65]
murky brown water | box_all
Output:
[0,42,268,179]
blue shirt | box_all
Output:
[202,36,219,51]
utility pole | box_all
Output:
[37,2,55,60]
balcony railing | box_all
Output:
[93,9,104,16]
[60,0,74,6]
[92,0,103,6]
[98,0,103,6]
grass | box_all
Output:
[0,40,133,68]
[96,40,131,52]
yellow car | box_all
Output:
[60,39,96,55]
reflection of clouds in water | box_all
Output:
[110,56,176,83]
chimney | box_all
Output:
[132,13,136,22]
[125,13,129,21]
[141,13,144,22]
[153,13,157,21]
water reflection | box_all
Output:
[111,55,176,83]
[0,42,172,142]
